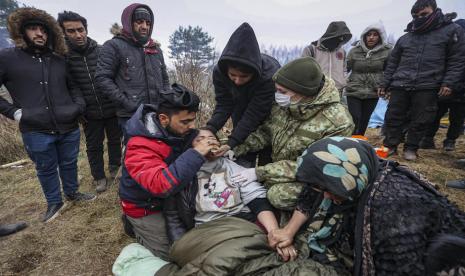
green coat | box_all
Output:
[156,217,342,276]
[235,77,354,186]
[345,23,392,100]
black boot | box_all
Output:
[443,139,456,152]
[446,179,465,189]
[0,222,28,237]
[419,137,436,149]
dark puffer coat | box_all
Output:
[382,11,465,91]
[95,4,170,118]
[66,37,116,119]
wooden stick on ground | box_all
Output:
[0,159,30,169]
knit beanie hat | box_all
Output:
[133,7,151,22]
[272,57,324,96]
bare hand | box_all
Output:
[438,86,452,97]
[211,145,231,158]
[377,87,385,98]
[276,244,298,262]
[268,228,294,249]
[193,137,220,156]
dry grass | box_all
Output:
[0,127,464,275]
[0,141,131,275]
[0,87,26,165]
[0,116,26,164]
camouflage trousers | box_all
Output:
[266,182,304,211]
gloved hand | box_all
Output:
[223,150,236,161]
[231,168,257,186]
[13,109,22,122]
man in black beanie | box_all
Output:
[95,4,169,141]
[379,0,465,161]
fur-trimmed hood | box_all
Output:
[7,7,67,55]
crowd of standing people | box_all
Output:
[1,0,465,275]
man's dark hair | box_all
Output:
[158,83,200,116]
[57,11,88,32]
[225,60,255,75]
[411,0,437,14]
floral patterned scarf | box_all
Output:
[296,137,380,265]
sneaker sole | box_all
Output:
[44,202,68,224]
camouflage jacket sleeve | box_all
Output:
[233,118,272,157]
[256,159,298,186]
[256,116,354,186]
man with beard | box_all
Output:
[379,0,465,161]
[95,4,169,141]
[0,8,96,223]
[119,84,218,260]
[58,11,122,193]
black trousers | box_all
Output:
[235,146,272,168]
[83,117,122,180]
[384,89,438,151]
[347,97,378,136]
[424,101,465,141]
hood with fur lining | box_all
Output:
[7,7,67,56]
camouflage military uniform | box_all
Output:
[234,77,354,210]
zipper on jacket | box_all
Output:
[39,56,59,133]
[142,49,152,104]
[83,56,104,118]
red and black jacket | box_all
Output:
[119,104,205,218]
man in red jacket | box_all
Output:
[119,84,218,260]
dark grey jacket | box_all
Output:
[382,12,465,91]
[95,4,169,118]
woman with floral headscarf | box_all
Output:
[268,137,465,275]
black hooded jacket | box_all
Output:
[207,23,280,149]
[382,11,465,91]
[95,4,170,118]
[0,8,84,133]
[66,37,116,119]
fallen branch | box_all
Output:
[0,159,30,169]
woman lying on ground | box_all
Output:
[268,137,465,275]
[163,128,297,261]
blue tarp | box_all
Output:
[368,98,388,128]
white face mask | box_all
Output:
[275,92,291,107]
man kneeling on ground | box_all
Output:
[119,84,217,261]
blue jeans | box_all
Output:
[22,128,80,205]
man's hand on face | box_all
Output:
[438,86,452,97]
[211,145,231,158]
[193,137,220,156]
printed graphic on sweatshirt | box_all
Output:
[196,171,242,212]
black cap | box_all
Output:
[133,7,151,22]
[159,83,200,111]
